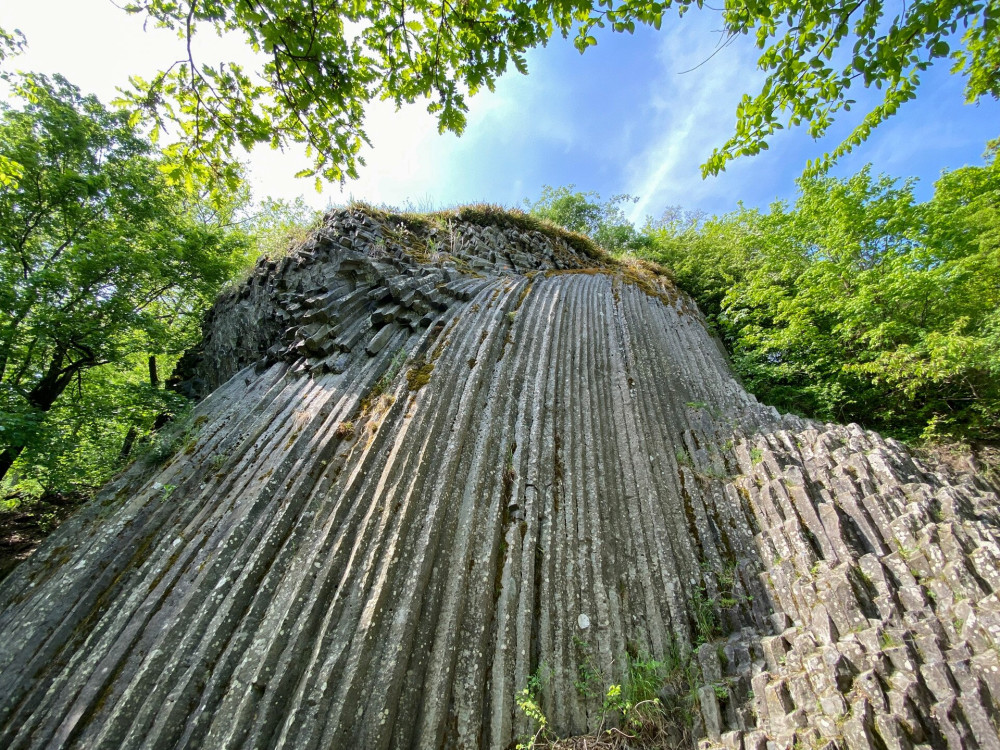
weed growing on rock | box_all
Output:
[362,347,407,413]
[514,637,704,749]
[692,584,719,644]
[879,630,903,649]
[515,666,550,750]
[573,637,603,698]
[143,409,205,466]
[406,356,435,391]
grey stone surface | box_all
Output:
[0,207,998,749]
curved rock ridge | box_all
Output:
[0,208,998,750]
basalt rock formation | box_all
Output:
[1,207,999,750]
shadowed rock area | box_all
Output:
[1,207,999,749]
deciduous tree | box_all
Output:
[648,150,1000,440]
[526,185,651,252]
[0,73,250,488]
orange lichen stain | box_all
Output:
[360,393,395,446]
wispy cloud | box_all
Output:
[623,18,769,222]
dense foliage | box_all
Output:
[0,73,252,495]
[526,185,652,253]
[648,149,1000,441]
[700,0,1000,175]
[3,0,991,182]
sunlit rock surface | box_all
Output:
[1,208,998,749]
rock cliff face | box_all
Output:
[1,207,998,750]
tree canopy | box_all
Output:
[1,0,990,183]
[525,185,652,252]
[699,0,1000,175]
[646,148,1000,441]
[0,73,251,491]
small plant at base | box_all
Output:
[750,447,764,464]
[572,636,602,698]
[624,652,665,706]
[602,683,629,721]
[334,421,355,439]
[602,683,651,733]
[602,655,670,738]
[515,668,549,750]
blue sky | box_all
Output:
[2,0,998,222]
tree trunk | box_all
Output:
[0,351,88,485]
[117,426,139,465]
[0,446,23,486]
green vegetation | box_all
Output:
[0,73,252,496]
[526,186,652,254]
[520,164,1000,449]
[648,148,1000,444]
[701,0,1000,175]
[572,636,603,698]
[5,0,993,180]
[691,584,720,644]
[515,666,550,750]
[516,642,701,748]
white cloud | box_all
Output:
[622,18,768,222]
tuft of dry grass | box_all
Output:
[334,421,355,439]
[527,710,692,750]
